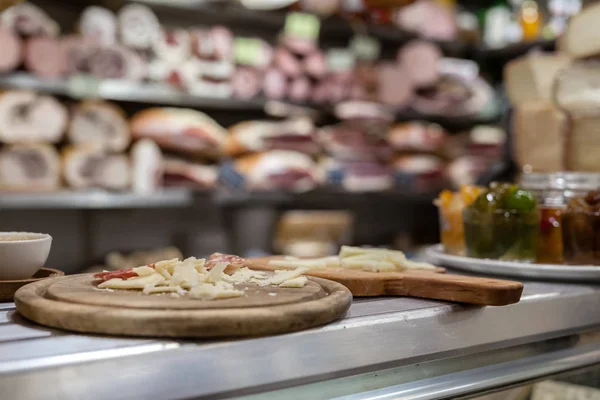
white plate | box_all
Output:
[425,244,600,282]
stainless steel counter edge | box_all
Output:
[1,282,600,399]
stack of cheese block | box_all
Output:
[504,3,600,173]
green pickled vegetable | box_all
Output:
[504,189,536,212]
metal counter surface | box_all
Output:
[1,279,600,399]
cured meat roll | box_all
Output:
[130,108,227,158]
[263,68,287,100]
[24,36,66,78]
[117,3,160,50]
[62,146,131,190]
[131,139,163,194]
[387,121,448,152]
[377,62,413,108]
[320,158,394,192]
[1,3,59,38]
[319,124,392,161]
[163,157,218,189]
[226,118,318,156]
[274,47,301,77]
[303,51,327,79]
[62,35,97,75]
[87,44,145,81]
[232,150,319,192]
[0,29,22,73]
[397,40,442,88]
[392,155,447,192]
[0,144,60,190]
[78,6,117,46]
[412,75,494,117]
[152,28,191,64]
[232,67,262,99]
[68,101,130,152]
[0,91,67,143]
[191,26,233,61]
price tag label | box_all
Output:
[326,48,356,72]
[67,74,100,99]
[284,12,320,40]
[350,34,380,61]
[437,58,479,82]
[233,37,262,66]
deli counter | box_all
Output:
[1,277,600,400]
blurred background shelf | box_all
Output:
[0,188,194,209]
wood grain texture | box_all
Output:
[0,268,64,302]
[15,273,352,338]
[247,257,523,306]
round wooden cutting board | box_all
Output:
[14,273,352,338]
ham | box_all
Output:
[69,101,130,152]
[163,158,218,189]
[0,91,67,143]
[1,3,59,38]
[0,144,60,191]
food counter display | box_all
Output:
[1,275,600,400]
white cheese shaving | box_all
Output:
[279,276,308,288]
[269,267,310,285]
[208,262,228,283]
[98,274,165,289]
[143,285,182,295]
[222,267,267,284]
[132,266,156,276]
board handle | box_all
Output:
[385,273,524,306]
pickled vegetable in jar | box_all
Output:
[536,207,563,264]
[464,183,539,261]
[435,185,483,255]
[562,190,600,265]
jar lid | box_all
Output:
[521,172,600,191]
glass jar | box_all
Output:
[464,207,539,262]
[521,172,600,264]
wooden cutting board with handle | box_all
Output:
[15,273,352,338]
[247,257,524,306]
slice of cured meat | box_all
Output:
[129,108,227,158]
[24,36,66,78]
[62,145,131,190]
[263,68,287,100]
[232,67,262,99]
[94,268,141,281]
[397,40,442,88]
[117,3,160,50]
[79,6,117,46]
[0,143,60,190]
[0,91,67,143]
[68,101,130,152]
[1,3,59,38]
[206,253,246,268]
[131,139,164,194]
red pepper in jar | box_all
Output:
[536,207,563,264]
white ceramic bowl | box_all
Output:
[0,232,52,280]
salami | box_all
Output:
[263,68,287,100]
[274,47,301,77]
[232,67,262,99]
[397,40,442,88]
[24,36,66,78]
[303,51,327,79]
[117,3,160,50]
[0,29,22,73]
[79,6,117,46]
[94,268,140,281]
[206,253,246,269]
